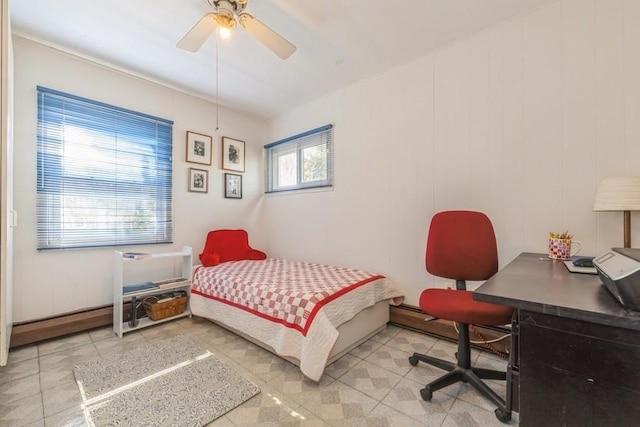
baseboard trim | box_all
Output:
[10,302,135,348]
[11,302,512,354]
[390,304,511,355]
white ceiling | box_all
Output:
[10,0,552,119]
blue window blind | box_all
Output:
[264,124,333,193]
[37,86,174,250]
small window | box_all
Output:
[264,124,333,193]
[37,86,174,250]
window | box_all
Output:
[37,86,174,250]
[264,124,333,193]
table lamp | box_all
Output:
[593,176,640,248]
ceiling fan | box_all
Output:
[177,0,297,59]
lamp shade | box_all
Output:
[593,176,640,211]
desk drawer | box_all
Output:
[519,311,640,392]
[519,310,640,426]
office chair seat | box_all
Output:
[420,289,513,326]
[409,210,513,423]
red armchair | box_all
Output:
[199,229,267,267]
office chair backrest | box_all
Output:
[426,210,498,281]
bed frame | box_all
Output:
[191,295,390,368]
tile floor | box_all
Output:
[0,317,519,426]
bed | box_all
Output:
[190,257,404,381]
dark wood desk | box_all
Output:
[474,252,640,427]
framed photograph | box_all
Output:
[188,168,208,193]
[222,136,245,172]
[224,173,242,199]
[186,131,212,165]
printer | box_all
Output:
[593,247,640,311]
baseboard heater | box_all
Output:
[11,302,511,353]
[389,304,511,355]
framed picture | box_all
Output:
[188,168,208,193]
[222,137,245,172]
[186,131,212,165]
[224,173,242,199]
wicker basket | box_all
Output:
[142,295,188,321]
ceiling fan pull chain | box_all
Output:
[215,27,220,131]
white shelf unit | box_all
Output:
[113,246,193,337]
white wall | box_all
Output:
[12,36,266,322]
[264,0,640,306]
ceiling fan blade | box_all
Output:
[177,13,217,52]
[238,13,296,59]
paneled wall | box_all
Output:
[264,0,640,305]
[12,37,266,322]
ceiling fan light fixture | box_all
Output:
[214,13,236,30]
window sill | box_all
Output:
[265,185,334,197]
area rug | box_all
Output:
[74,334,260,426]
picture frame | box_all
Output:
[221,136,245,172]
[186,131,212,165]
[224,173,242,199]
[188,168,208,193]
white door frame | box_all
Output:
[1,0,14,366]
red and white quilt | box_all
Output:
[191,258,404,381]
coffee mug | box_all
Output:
[548,238,581,260]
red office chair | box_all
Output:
[408,210,513,422]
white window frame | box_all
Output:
[264,124,333,193]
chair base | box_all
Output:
[408,323,512,423]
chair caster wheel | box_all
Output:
[495,408,511,423]
[420,387,433,401]
[408,356,418,366]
